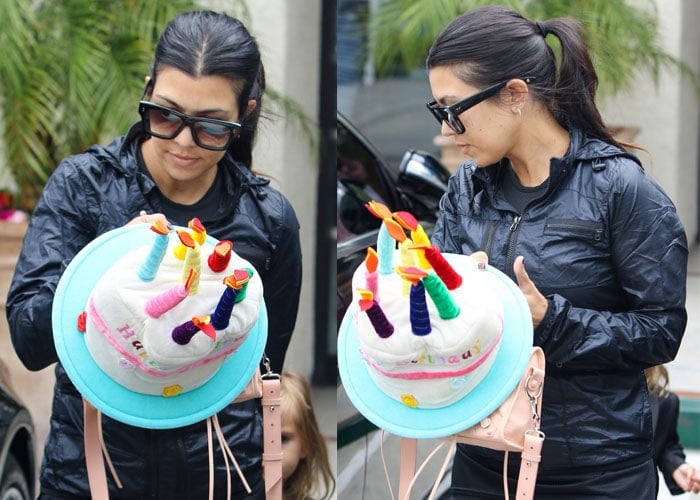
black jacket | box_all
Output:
[6,124,302,498]
[432,128,688,474]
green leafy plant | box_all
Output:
[370,0,698,99]
[0,0,198,212]
[0,0,316,213]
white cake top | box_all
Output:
[84,225,263,396]
[352,252,504,375]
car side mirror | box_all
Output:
[397,150,451,215]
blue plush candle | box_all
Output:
[377,224,395,275]
[138,231,168,281]
[409,281,431,336]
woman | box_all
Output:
[426,6,688,499]
[6,11,302,499]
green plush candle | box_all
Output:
[423,274,460,320]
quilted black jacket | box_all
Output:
[6,123,302,498]
[432,127,688,473]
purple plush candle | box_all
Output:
[365,300,394,338]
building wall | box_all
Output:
[601,0,700,243]
[201,0,323,377]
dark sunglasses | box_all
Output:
[139,101,242,151]
[426,77,536,134]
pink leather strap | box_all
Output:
[515,431,544,500]
[398,437,418,500]
[83,401,110,500]
[262,376,283,499]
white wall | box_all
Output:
[249,1,321,378]
[601,0,699,242]
[201,0,323,377]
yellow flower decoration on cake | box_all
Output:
[162,385,183,397]
[401,394,419,408]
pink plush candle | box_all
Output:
[144,268,197,318]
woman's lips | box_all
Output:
[169,152,198,166]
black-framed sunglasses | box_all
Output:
[139,101,242,151]
[426,77,536,134]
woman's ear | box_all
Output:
[243,99,257,120]
[141,76,154,100]
[505,79,529,108]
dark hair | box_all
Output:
[150,10,265,167]
[426,5,623,148]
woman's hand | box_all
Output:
[469,252,548,328]
[673,462,700,493]
[513,255,548,328]
[126,211,170,228]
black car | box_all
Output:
[0,362,35,500]
[336,111,451,326]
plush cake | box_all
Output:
[351,202,504,409]
[78,218,263,397]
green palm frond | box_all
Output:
[0,0,315,211]
[369,0,699,100]
[264,86,318,154]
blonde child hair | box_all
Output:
[645,364,670,396]
[280,371,336,499]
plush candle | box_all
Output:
[210,269,252,330]
[423,246,462,290]
[399,240,417,297]
[392,211,418,231]
[358,289,394,338]
[178,230,201,294]
[144,268,197,318]
[366,201,407,275]
[423,273,460,319]
[410,224,432,269]
[376,224,394,275]
[397,267,431,336]
[138,220,170,281]
[188,217,207,245]
[364,247,379,299]
[208,240,233,272]
[172,315,216,345]
[173,218,207,260]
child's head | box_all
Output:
[645,364,670,396]
[280,371,335,499]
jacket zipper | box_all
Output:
[545,220,603,241]
[505,215,522,279]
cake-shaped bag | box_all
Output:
[53,219,267,429]
[338,201,533,439]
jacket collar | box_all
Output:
[472,127,641,198]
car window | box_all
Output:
[337,120,393,242]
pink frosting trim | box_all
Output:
[361,316,504,380]
[86,298,243,377]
